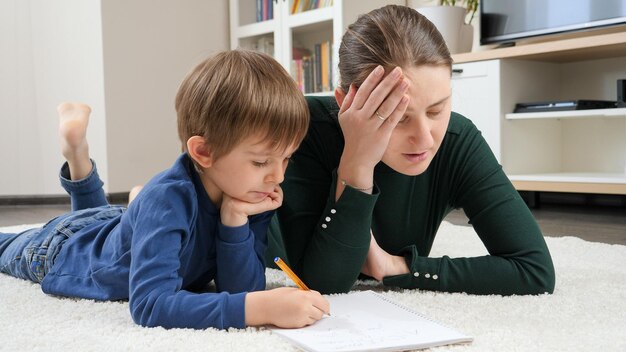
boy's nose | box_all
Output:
[267,164,284,184]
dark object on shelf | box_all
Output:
[514,100,617,113]
[618,79,626,108]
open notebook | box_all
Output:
[270,290,472,352]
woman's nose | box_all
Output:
[408,117,434,147]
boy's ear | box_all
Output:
[186,136,213,168]
[334,87,346,107]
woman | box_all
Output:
[268,5,555,295]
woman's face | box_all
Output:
[381,65,451,176]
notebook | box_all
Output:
[270,290,472,352]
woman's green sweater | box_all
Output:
[268,96,555,295]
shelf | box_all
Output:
[235,19,276,38]
[510,173,626,195]
[287,6,333,29]
[506,108,626,120]
[291,19,332,35]
[452,31,626,64]
[510,173,626,183]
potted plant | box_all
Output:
[440,0,478,24]
[408,0,479,54]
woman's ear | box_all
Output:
[186,136,213,168]
[334,86,347,107]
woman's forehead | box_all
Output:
[403,66,451,104]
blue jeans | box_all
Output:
[0,161,123,283]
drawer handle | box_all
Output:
[452,68,464,74]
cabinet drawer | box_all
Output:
[452,60,494,79]
[450,60,501,161]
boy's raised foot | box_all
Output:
[57,102,93,180]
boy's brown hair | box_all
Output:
[175,50,309,160]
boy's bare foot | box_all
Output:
[128,185,144,205]
[58,102,93,180]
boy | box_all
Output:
[0,50,329,329]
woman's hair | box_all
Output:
[175,49,309,160]
[338,5,453,92]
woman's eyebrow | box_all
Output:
[427,94,451,108]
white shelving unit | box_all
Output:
[505,108,626,120]
[503,108,626,194]
[451,32,626,195]
[229,0,404,94]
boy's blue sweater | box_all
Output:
[42,153,270,329]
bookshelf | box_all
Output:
[229,0,404,94]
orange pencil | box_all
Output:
[274,257,310,290]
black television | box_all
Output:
[480,0,626,45]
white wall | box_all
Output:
[0,0,107,196]
[101,0,229,192]
[0,0,229,196]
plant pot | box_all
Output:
[415,6,473,54]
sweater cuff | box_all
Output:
[224,292,247,329]
[382,245,443,290]
[316,170,379,247]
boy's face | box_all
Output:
[201,135,297,205]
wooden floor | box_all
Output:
[1,202,624,245]
[445,204,626,245]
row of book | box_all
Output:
[256,0,274,22]
[255,0,334,22]
[291,41,333,94]
[291,0,334,15]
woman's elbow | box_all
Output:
[529,257,556,295]
[539,261,556,294]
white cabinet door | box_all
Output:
[451,60,501,161]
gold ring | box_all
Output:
[375,111,387,121]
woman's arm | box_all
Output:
[276,147,376,293]
[274,68,410,294]
[382,191,556,295]
[334,66,408,200]
[382,117,555,295]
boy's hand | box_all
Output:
[245,287,330,328]
[220,186,283,227]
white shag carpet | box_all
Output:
[1,221,625,352]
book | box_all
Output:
[320,41,330,92]
[291,0,301,14]
[313,43,322,92]
[270,290,472,352]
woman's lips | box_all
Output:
[403,151,428,163]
